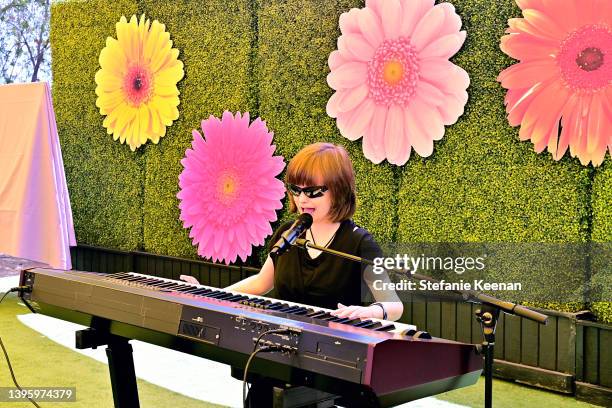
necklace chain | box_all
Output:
[309,228,337,248]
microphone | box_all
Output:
[270,213,313,256]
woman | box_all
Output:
[224,142,403,321]
[183,142,403,406]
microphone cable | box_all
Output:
[0,287,41,408]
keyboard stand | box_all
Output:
[75,321,140,408]
[234,367,339,408]
[273,385,337,408]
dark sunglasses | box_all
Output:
[287,184,328,198]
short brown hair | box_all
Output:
[285,143,356,222]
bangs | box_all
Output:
[286,157,325,186]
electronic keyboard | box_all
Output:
[19,268,483,407]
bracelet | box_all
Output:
[371,302,387,320]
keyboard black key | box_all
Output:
[190,288,213,295]
[162,284,185,290]
[278,306,301,313]
[340,318,361,325]
[122,275,147,282]
[211,292,234,300]
[359,321,382,329]
[236,295,252,302]
[183,287,209,294]
[225,294,247,302]
[124,276,149,282]
[265,303,288,310]
[172,285,196,292]
[374,324,396,332]
[107,273,132,279]
[352,320,374,327]
[291,308,309,315]
[144,280,167,286]
[254,300,273,308]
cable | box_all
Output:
[252,328,290,352]
[242,345,282,408]
[244,328,291,401]
[0,288,41,408]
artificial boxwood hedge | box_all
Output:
[591,162,612,321]
[256,0,398,243]
[396,0,593,315]
[50,0,142,251]
[138,0,256,259]
[50,0,610,321]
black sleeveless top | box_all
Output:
[269,219,382,309]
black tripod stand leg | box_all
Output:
[475,304,500,408]
[105,335,140,408]
[484,342,494,408]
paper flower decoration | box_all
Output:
[326,0,469,165]
[95,15,184,151]
[498,0,611,166]
[177,112,285,264]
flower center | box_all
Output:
[367,37,419,106]
[123,65,153,106]
[217,172,239,205]
[557,25,612,92]
[576,47,604,72]
[383,60,404,85]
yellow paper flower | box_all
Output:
[95,15,184,151]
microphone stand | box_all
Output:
[292,238,549,408]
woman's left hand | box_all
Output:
[331,303,382,319]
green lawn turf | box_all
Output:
[438,377,598,408]
[0,292,600,408]
[0,293,222,408]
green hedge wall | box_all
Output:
[256,0,398,243]
[51,0,610,321]
[592,162,612,321]
[397,0,590,243]
[138,0,256,259]
[51,0,142,250]
[396,0,592,314]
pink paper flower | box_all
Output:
[326,0,469,165]
[498,0,612,166]
[177,112,285,264]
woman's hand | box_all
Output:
[180,275,200,285]
[330,303,383,319]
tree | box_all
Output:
[0,0,50,84]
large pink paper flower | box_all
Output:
[498,0,612,166]
[326,0,469,165]
[177,112,285,264]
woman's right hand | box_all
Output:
[180,275,200,285]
